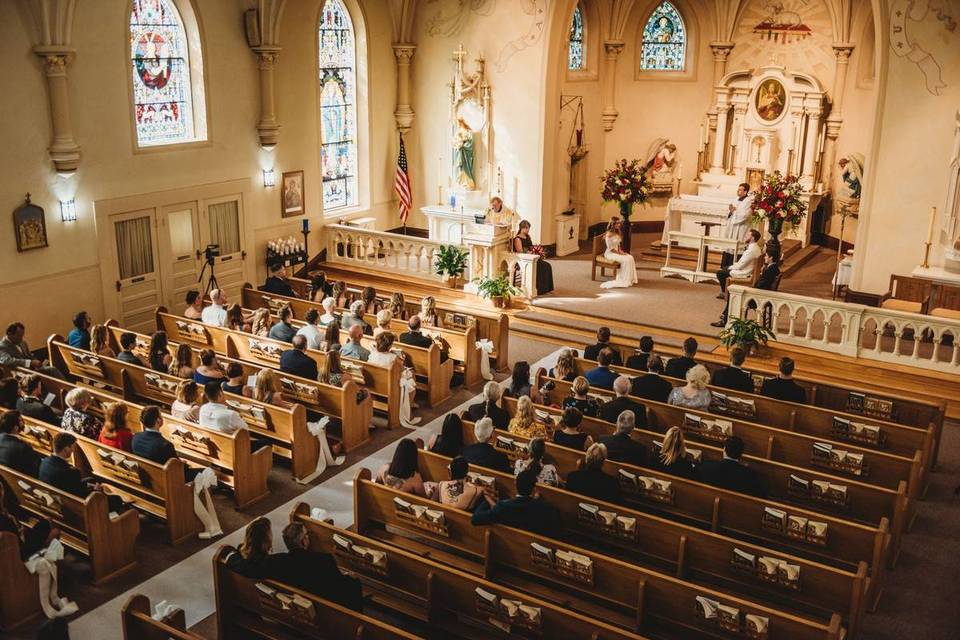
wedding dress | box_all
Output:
[600,234,638,289]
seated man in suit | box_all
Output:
[340,300,372,335]
[599,375,647,427]
[630,355,674,404]
[712,246,782,328]
[760,357,806,404]
[260,263,297,298]
[710,346,753,394]
[339,325,371,362]
[268,305,298,343]
[665,337,698,380]
[131,405,202,482]
[598,410,646,467]
[461,417,511,473]
[466,381,510,429]
[399,315,448,363]
[625,336,654,371]
[700,435,765,497]
[583,327,622,365]
[584,349,618,390]
[280,335,319,380]
[16,374,61,425]
[40,433,125,511]
[471,467,561,536]
[715,229,762,299]
[116,332,144,367]
[0,322,63,379]
[0,410,42,477]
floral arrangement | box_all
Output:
[750,171,807,228]
[529,244,546,258]
[600,159,652,205]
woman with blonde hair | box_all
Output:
[368,331,398,367]
[171,380,201,422]
[61,388,102,439]
[254,368,292,408]
[656,426,700,479]
[562,376,600,418]
[319,297,339,327]
[373,309,393,337]
[168,343,195,379]
[550,348,577,382]
[667,364,712,410]
[318,349,344,386]
[507,395,550,439]
[388,292,407,320]
[98,402,133,451]
[419,296,441,328]
[90,324,115,358]
[249,308,271,337]
[599,217,638,289]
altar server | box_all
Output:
[722,183,754,268]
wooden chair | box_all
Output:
[591,235,620,281]
[121,594,201,640]
[879,274,932,314]
[0,532,42,631]
[928,281,960,319]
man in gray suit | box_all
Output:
[0,322,62,378]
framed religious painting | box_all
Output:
[746,169,766,193]
[13,194,49,252]
[754,78,787,123]
[281,170,305,218]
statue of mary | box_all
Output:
[454,118,477,190]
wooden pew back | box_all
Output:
[121,594,202,640]
[0,532,41,631]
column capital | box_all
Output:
[252,46,281,71]
[392,44,416,63]
[832,42,855,62]
[33,46,75,77]
[603,40,625,58]
[709,41,735,61]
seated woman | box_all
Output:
[60,388,103,439]
[513,219,554,295]
[221,362,251,397]
[193,349,226,385]
[249,308,272,338]
[148,331,172,373]
[367,331,398,367]
[562,376,601,418]
[503,360,536,402]
[171,380,201,422]
[507,396,551,440]
[168,343,195,379]
[319,297,339,327]
[360,286,380,315]
[98,402,133,451]
[513,437,558,486]
[310,272,332,302]
[376,438,426,497]
[225,304,248,332]
[466,381,510,429]
[330,280,349,310]
[373,310,393,337]
[428,414,465,457]
[437,456,483,511]
[552,407,593,451]
[253,368,292,408]
[388,292,407,321]
[549,348,577,382]
[419,296,441,328]
[655,426,700,480]
[667,364,712,411]
[318,349,344,386]
[224,517,273,578]
[599,217,638,290]
[320,323,341,352]
[340,301,371,335]
[565,443,621,503]
[90,324,116,358]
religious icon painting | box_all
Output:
[13,194,49,252]
[281,170,305,218]
[754,78,787,123]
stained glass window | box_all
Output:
[129,0,198,146]
[319,0,358,210]
[568,5,585,70]
[640,1,687,72]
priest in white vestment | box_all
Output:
[722,182,754,268]
[485,197,516,232]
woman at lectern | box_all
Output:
[512,220,554,295]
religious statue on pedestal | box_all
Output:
[455,118,476,190]
[643,138,678,192]
[447,43,490,197]
[837,153,864,201]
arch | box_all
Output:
[128,0,208,148]
[638,1,688,72]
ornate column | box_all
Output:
[601,40,625,132]
[802,109,822,187]
[710,103,730,172]
[393,44,416,133]
[253,47,281,147]
[709,41,734,86]
[730,103,748,173]
[34,47,81,174]
[822,43,855,187]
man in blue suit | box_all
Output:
[584,349,619,390]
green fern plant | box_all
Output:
[474,273,522,301]
[718,317,775,350]
[434,245,470,279]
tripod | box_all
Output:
[198,256,220,300]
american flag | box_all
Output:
[395,134,412,224]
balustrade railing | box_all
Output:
[727,285,960,372]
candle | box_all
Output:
[698,124,704,150]
[788,123,796,151]
[576,128,583,147]
[302,218,309,233]
[677,163,683,180]
[926,206,937,244]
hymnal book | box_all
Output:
[850,422,882,444]
[333,534,352,552]
[695,596,719,620]
[832,416,851,435]
[96,448,142,484]
[552,548,595,586]
[43,392,56,406]
[616,515,637,537]
[394,498,448,536]
[787,515,809,539]
[788,474,809,493]
[618,469,637,485]
[17,481,64,518]
[762,507,787,532]
[717,604,740,631]
[866,398,894,420]
[732,548,757,570]
[806,520,828,544]
[475,587,498,608]
[846,391,866,414]
[811,480,849,505]
[686,447,703,463]
[745,614,770,638]
[467,472,498,499]
[530,542,554,565]
[495,435,521,454]
[393,497,413,513]
[812,442,833,459]
[684,413,702,430]
[20,425,53,454]
[144,373,178,394]
[711,392,728,410]
[751,374,768,393]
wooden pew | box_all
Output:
[353,466,857,637]
[569,358,936,493]
[0,532,42,631]
[121,594,201,640]
[213,546,426,640]
[47,336,324,480]
[0,465,139,584]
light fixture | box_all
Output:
[262,168,276,188]
[60,199,77,222]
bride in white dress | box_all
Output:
[600,218,638,289]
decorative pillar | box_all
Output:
[253,47,281,147]
[710,104,730,172]
[601,40,625,132]
[709,41,734,86]
[730,104,748,173]
[393,44,416,133]
[802,110,822,187]
[34,46,81,174]
[822,43,854,187]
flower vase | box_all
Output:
[767,217,783,257]
[619,200,633,254]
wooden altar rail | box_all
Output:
[727,284,960,374]
[567,358,936,495]
[660,232,742,284]
[297,502,846,639]
[355,464,855,638]
[280,278,511,373]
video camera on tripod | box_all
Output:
[199,244,221,298]
[203,244,220,266]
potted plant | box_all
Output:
[717,317,775,355]
[474,273,522,308]
[434,244,470,288]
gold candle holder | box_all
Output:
[921,242,932,269]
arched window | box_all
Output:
[640,1,687,72]
[129,0,205,147]
[568,4,585,70]
[319,0,359,210]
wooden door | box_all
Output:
[157,203,202,313]
[199,195,247,305]
[108,209,163,333]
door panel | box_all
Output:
[201,196,247,305]
[158,204,201,312]
[111,210,162,334]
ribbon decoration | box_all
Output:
[152,600,184,622]
[193,467,223,539]
[400,368,422,428]
[890,0,948,96]
[299,417,346,484]
[476,339,495,381]
[25,539,74,619]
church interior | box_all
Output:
[1,0,959,638]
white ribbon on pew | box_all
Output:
[476,339,495,381]
[193,467,223,539]
[400,367,421,428]
[26,540,76,618]
[300,417,346,484]
[152,600,183,622]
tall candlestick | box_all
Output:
[677,163,683,180]
[698,124,704,151]
[788,123,796,151]
[513,177,519,212]
[926,206,937,244]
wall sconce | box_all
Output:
[262,169,277,188]
[60,199,77,222]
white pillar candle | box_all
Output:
[677,163,683,180]
[698,124,705,150]
[926,206,937,244]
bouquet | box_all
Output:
[600,159,652,205]
[529,244,546,258]
[750,171,807,228]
